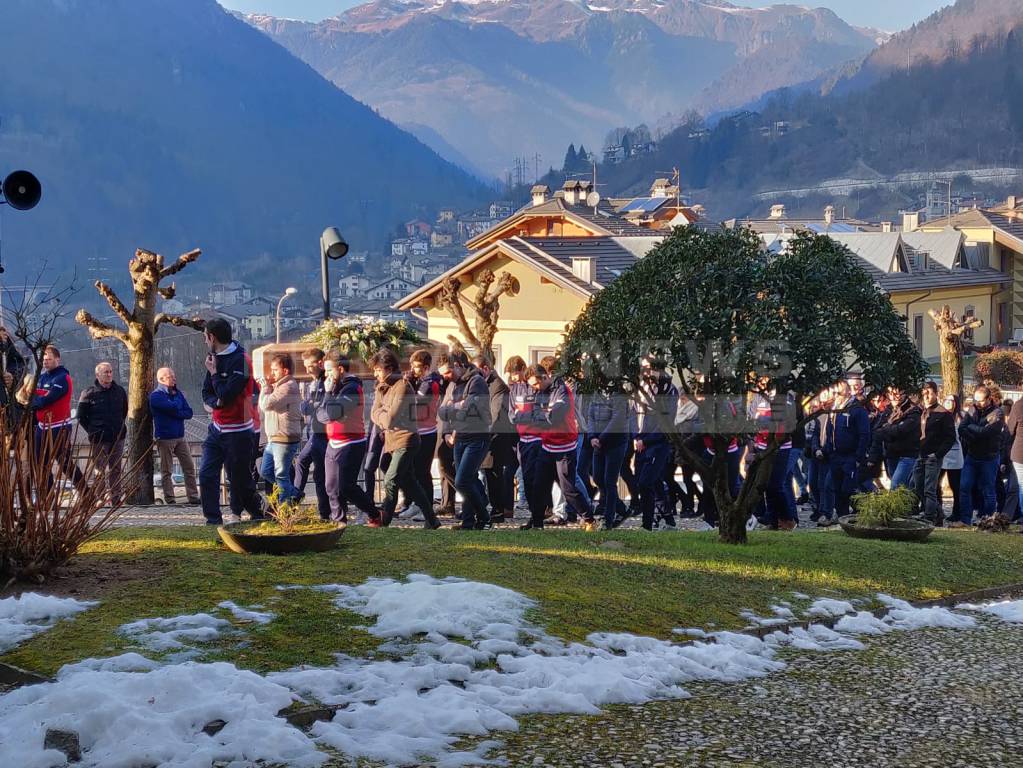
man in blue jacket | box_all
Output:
[150,367,199,505]
[823,387,871,524]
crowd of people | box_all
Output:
[6,316,1023,534]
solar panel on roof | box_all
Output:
[807,222,858,233]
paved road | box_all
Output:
[495,615,1023,768]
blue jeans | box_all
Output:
[959,455,998,523]
[890,457,917,490]
[760,448,797,524]
[789,450,807,497]
[1013,462,1023,525]
[260,442,300,502]
[592,439,627,528]
[828,454,858,518]
[454,437,490,528]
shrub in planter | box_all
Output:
[850,486,916,528]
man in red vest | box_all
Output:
[32,345,86,492]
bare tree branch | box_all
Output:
[158,283,177,301]
[95,280,132,326]
[159,248,201,279]
[75,309,128,343]
[439,276,482,351]
[155,313,206,332]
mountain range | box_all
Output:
[0,0,486,283]
[591,0,1023,219]
[245,0,883,178]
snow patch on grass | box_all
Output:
[0,661,322,768]
[118,612,233,652]
[0,593,96,653]
[0,579,1004,768]
[956,598,1023,623]
[217,600,275,625]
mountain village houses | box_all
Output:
[395,181,1023,370]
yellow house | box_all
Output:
[395,182,662,370]
[743,209,1010,361]
[919,197,1023,343]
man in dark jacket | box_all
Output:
[198,318,263,525]
[589,386,629,529]
[0,325,26,411]
[438,351,492,529]
[913,382,955,525]
[515,363,594,530]
[474,355,514,524]
[295,348,330,520]
[77,361,129,506]
[317,353,380,526]
[630,361,677,531]
[150,366,199,504]
[1005,396,1023,528]
[406,349,444,520]
[877,391,921,489]
[823,389,870,522]
[32,345,86,492]
[955,384,1005,526]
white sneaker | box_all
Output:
[398,504,420,519]
[656,520,677,531]
[746,516,761,531]
[224,513,242,524]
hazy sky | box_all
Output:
[220,0,952,32]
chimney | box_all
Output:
[824,205,835,225]
[1008,195,1018,210]
[562,181,580,206]
[572,256,595,284]
[651,178,670,198]
[881,221,893,233]
[769,204,785,219]
[902,211,920,232]
[531,184,549,207]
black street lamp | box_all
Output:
[320,227,349,321]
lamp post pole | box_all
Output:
[319,227,349,324]
[276,286,298,344]
[320,235,330,322]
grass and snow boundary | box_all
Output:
[0,577,1021,767]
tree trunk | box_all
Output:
[125,330,155,505]
[941,336,964,401]
[717,494,748,545]
[125,275,158,505]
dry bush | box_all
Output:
[0,408,141,585]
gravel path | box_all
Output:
[103,500,835,531]
[492,615,1023,768]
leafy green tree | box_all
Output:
[560,227,926,544]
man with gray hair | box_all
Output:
[150,366,199,504]
[77,361,129,506]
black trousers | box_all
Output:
[534,448,592,525]
[437,435,458,512]
[413,430,438,510]
[485,433,517,515]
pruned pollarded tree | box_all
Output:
[437,267,519,362]
[929,304,982,400]
[560,228,927,544]
[76,248,206,504]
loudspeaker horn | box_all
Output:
[2,170,42,211]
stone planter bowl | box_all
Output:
[838,515,934,543]
[217,521,345,555]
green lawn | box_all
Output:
[5,525,1023,677]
